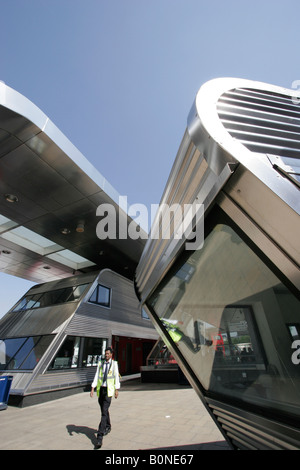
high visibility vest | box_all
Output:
[161,319,182,343]
[96,360,117,398]
[168,329,182,343]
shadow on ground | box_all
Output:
[67,424,98,448]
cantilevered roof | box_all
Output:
[0,82,146,283]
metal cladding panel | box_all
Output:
[65,307,111,338]
[27,368,96,394]
[207,399,300,450]
[4,371,33,395]
[110,321,158,340]
[0,304,75,338]
[66,269,157,337]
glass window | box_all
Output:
[12,297,28,312]
[12,293,43,312]
[25,293,43,309]
[89,285,111,308]
[0,335,54,370]
[19,336,53,370]
[12,283,89,312]
[82,337,107,367]
[6,337,40,370]
[48,336,108,369]
[0,337,27,369]
[73,284,88,300]
[38,287,73,307]
[148,210,300,419]
[142,308,150,320]
[49,336,80,369]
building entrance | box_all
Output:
[112,336,155,375]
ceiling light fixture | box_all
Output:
[4,194,19,203]
[61,228,71,235]
[76,222,85,233]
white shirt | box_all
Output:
[91,358,120,390]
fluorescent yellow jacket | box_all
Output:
[95,359,120,398]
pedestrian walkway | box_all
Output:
[0,378,230,450]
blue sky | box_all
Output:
[1,0,300,316]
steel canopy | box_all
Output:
[0,82,145,283]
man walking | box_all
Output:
[90,347,120,449]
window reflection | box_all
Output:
[0,335,54,370]
[89,284,111,308]
[146,339,177,366]
[148,218,300,418]
[48,336,108,370]
[19,336,53,370]
[82,337,107,367]
[49,336,80,369]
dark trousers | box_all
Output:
[97,387,112,439]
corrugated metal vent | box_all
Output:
[217,87,300,185]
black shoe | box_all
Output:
[95,438,102,449]
[104,426,111,436]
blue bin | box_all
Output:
[0,376,13,410]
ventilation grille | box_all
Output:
[207,401,300,450]
[217,87,300,184]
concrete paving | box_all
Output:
[0,378,231,451]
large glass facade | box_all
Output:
[0,335,54,370]
[148,208,300,419]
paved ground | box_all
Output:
[0,378,231,451]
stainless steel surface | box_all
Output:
[217,191,300,291]
[0,82,145,284]
[135,77,300,450]
[207,398,300,450]
[135,78,300,301]
[135,129,236,303]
